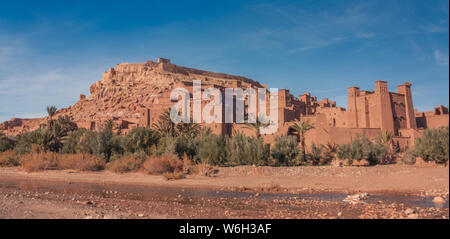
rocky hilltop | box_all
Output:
[0,58,265,135]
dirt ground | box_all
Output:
[0,165,448,219]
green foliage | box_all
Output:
[307,142,323,165]
[196,133,227,165]
[61,129,88,154]
[337,136,386,165]
[271,136,299,166]
[153,110,177,137]
[89,120,116,162]
[155,136,177,156]
[174,135,198,160]
[289,119,315,161]
[226,133,269,166]
[414,127,449,164]
[46,106,57,118]
[0,135,16,152]
[14,115,77,154]
[122,127,159,155]
[377,130,394,147]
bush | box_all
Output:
[58,154,105,171]
[20,153,105,172]
[163,171,185,180]
[0,150,21,167]
[122,127,159,155]
[21,152,59,172]
[337,136,386,165]
[174,135,198,160]
[107,154,145,173]
[155,136,177,156]
[226,133,269,166]
[401,151,416,165]
[414,127,449,164]
[192,163,216,176]
[307,143,323,165]
[61,129,88,154]
[0,136,17,152]
[196,133,227,165]
[91,120,115,162]
[142,154,183,175]
[271,136,299,166]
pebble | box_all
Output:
[432,196,446,204]
[404,208,415,215]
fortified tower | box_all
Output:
[375,81,395,132]
[397,82,417,129]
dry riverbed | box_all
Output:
[0,165,448,219]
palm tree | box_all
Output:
[153,110,176,137]
[289,119,315,161]
[377,130,394,148]
[153,110,202,138]
[176,122,202,138]
[46,106,57,125]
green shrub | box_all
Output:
[271,136,299,166]
[122,127,159,155]
[14,130,43,154]
[174,135,198,160]
[155,136,177,156]
[85,121,120,162]
[414,127,449,164]
[0,136,16,152]
[401,151,416,165]
[337,136,386,165]
[226,133,269,166]
[61,129,88,154]
[196,133,227,165]
[307,143,323,165]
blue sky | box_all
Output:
[0,0,448,122]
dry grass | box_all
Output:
[58,154,105,171]
[107,156,144,173]
[21,153,59,172]
[21,153,104,172]
[142,154,183,175]
[0,150,21,167]
[192,163,216,177]
[163,171,185,180]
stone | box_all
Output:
[432,196,446,204]
[404,208,415,215]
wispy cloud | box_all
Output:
[434,49,449,66]
[245,1,380,54]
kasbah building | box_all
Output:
[1,58,448,150]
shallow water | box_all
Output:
[0,178,447,209]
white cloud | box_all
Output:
[357,33,375,39]
[434,49,449,66]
